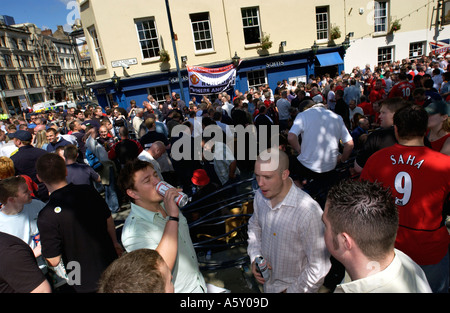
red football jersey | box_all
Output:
[360,144,450,265]
[388,81,415,100]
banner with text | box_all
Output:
[187,64,238,95]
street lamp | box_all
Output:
[311,41,319,55]
[342,32,353,51]
[111,72,120,90]
[232,52,240,67]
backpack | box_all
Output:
[85,148,103,172]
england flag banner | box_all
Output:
[187,63,238,95]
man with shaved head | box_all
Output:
[247,148,331,293]
[138,140,165,179]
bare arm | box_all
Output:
[30,279,52,293]
[106,216,123,257]
[440,137,450,156]
[156,188,181,271]
[287,132,301,154]
[338,139,354,163]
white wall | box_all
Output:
[344,25,450,72]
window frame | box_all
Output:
[147,84,170,106]
[247,69,267,90]
[190,12,215,54]
[0,75,9,90]
[409,41,426,60]
[374,1,389,34]
[241,7,262,46]
[316,6,329,42]
[88,26,105,68]
[3,54,13,68]
[442,0,450,25]
[10,74,21,89]
[135,18,161,62]
[377,46,394,66]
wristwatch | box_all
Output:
[168,216,179,222]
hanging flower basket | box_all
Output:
[390,20,401,33]
[260,33,273,50]
[330,26,341,40]
[159,49,170,62]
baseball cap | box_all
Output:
[425,100,450,116]
[191,169,210,186]
[12,129,32,141]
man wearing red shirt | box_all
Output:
[388,72,415,100]
[360,105,450,293]
[369,79,386,105]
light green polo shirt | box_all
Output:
[121,202,206,293]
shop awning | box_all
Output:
[316,52,344,66]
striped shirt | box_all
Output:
[247,180,331,293]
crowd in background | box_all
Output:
[0,51,449,294]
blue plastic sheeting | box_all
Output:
[316,52,344,66]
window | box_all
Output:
[316,7,329,41]
[89,27,105,67]
[147,85,170,105]
[247,69,267,90]
[241,7,261,45]
[378,46,394,66]
[190,12,214,52]
[135,19,160,60]
[10,75,20,89]
[22,55,31,67]
[20,39,27,50]
[374,1,388,33]
[27,74,37,88]
[442,0,450,25]
[22,74,29,88]
[10,38,18,50]
[409,42,425,59]
[0,75,9,90]
[4,54,13,67]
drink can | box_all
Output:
[255,255,270,281]
[156,181,189,207]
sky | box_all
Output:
[1,0,80,32]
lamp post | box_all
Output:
[165,0,185,102]
[311,41,319,55]
[342,32,353,51]
[111,71,123,108]
[232,52,240,67]
[111,72,120,90]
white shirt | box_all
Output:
[222,102,233,117]
[349,106,364,121]
[0,141,17,157]
[289,104,353,173]
[327,91,336,111]
[132,116,144,139]
[247,180,331,293]
[335,249,432,293]
[137,149,163,179]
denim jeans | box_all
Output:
[104,166,119,213]
[420,251,449,293]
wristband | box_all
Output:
[168,216,179,222]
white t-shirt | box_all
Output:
[289,104,352,173]
[335,249,432,293]
[0,199,45,249]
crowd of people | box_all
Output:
[0,52,449,294]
